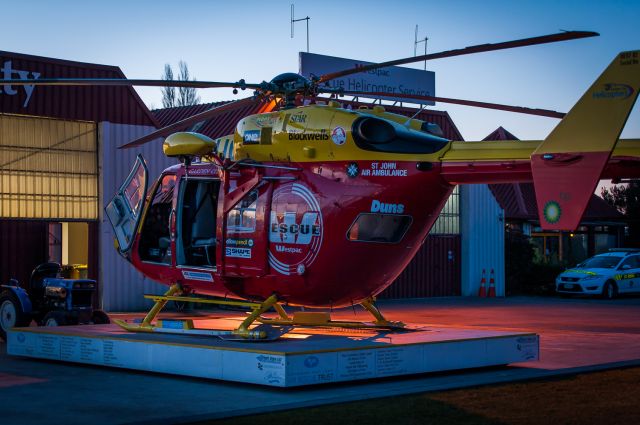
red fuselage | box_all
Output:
[129,159,452,307]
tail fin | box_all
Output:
[532,51,640,230]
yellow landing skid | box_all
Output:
[112,285,405,340]
[112,317,286,340]
[257,301,406,330]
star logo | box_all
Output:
[346,163,359,178]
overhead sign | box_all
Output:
[0,59,41,107]
[299,52,435,105]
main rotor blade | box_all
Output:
[0,78,263,89]
[119,96,260,149]
[340,91,565,118]
[318,31,598,83]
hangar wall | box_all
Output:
[0,114,98,219]
[99,122,177,311]
[460,184,505,296]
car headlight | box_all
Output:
[581,275,603,281]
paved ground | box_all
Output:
[1,296,639,425]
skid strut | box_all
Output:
[114,290,405,340]
[113,285,273,339]
[258,297,406,330]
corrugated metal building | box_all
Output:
[0,50,506,311]
[0,50,172,311]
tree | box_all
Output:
[161,64,176,108]
[161,61,200,108]
[601,181,640,247]
[177,61,200,107]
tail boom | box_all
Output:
[440,138,640,185]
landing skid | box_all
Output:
[112,285,406,340]
[257,301,406,330]
[113,319,289,341]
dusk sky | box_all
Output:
[2,0,639,141]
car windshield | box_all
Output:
[578,256,621,269]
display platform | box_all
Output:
[6,317,539,387]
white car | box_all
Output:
[556,249,640,299]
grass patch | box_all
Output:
[194,367,640,425]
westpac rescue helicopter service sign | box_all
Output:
[299,52,435,105]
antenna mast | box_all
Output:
[414,25,429,70]
[291,4,311,53]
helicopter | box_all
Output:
[2,31,639,339]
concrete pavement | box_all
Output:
[1,296,639,425]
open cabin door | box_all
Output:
[105,154,149,258]
[221,177,271,277]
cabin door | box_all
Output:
[222,180,272,277]
[105,155,149,258]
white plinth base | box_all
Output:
[7,322,538,387]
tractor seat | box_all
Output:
[30,262,62,290]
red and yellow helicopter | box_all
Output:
[4,31,639,339]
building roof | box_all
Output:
[152,98,465,141]
[0,50,158,127]
[482,126,519,141]
[485,127,623,222]
[153,99,268,140]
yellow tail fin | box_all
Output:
[532,50,640,230]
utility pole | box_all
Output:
[291,4,311,53]
[414,25,428,70]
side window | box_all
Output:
[139,174,176,263]
[227,190,258,233]
[621,256,640,269]
[347,213,412,244]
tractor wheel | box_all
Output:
[42,311,69,327]
[0,291,32,341]
[91,310,110,325]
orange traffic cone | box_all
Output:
[488,268,496,297]
[478,269,487,297]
